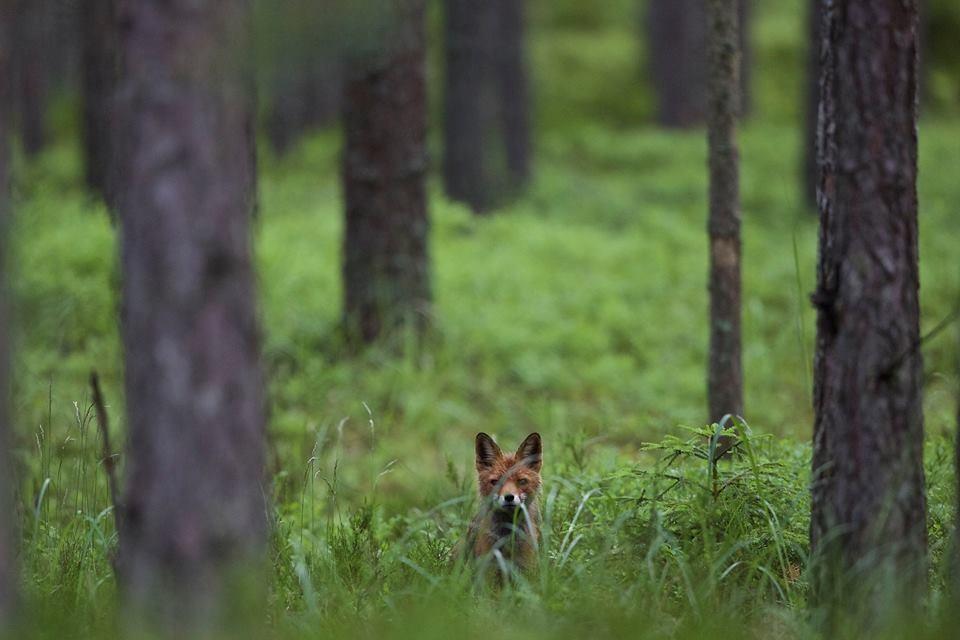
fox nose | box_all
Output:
[503,493,515,503]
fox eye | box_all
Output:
[489,478,499,486]
[518,478,529,487]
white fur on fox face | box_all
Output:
[493,492,526,509]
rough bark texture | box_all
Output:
[803,0,822,208]
[342,1,431,343]
[0,0,16,623]
[492,0,531,193]
[809,0,926,622]
[706,0,743,425]
[115,0,267,628]
[81,0,119,203]
[648,0,707,128]
[442,0,493,212]
[14,0,49,155]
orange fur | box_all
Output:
[462,432,543,582]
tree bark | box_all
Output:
[114,0,267,628]
[0,0,16,623]
[342,1,431,343]
[14,0,49,156]
[738,0,752,117]
[809,0,926,624]
[802,0,822,208]
[706,0,743,426]
[266,57,341,155]
[648,0,707,128]
[81,0,119,204]
[442,0,493,212]
[492,0,531,193]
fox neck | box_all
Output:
[488,500,540,540]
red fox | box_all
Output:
[462,432,543,581]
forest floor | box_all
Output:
[10,115,960,640]
[8,1,960,637]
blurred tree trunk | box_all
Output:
[809,0,926,625]
[738,0,752,117]
[115,0,266,628]
[342,1,431,343]
[442,0,492,212]
[706,0,743,427]
[14,0,50,155]
[493,0,531,193]
[802,0,822,208]
[0,0,16,623]
[81,0,119,204]
[648,0,707,128]
[443,0,532,212]
[266,58,341,155]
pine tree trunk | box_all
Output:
[493,0,531,193]
[706,0,743,425]
[442,0,493,212]
[114,0,266,628]
[342,1,431,343]
[14,0,49,155]
[648,0,707,128]
[802,0,822,208]
[266,58,341,155]
[0,0,16,622]
[809,0,926,623]
[81,0,118,204]
[738,0,752,117]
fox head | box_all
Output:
[475,432,542,512]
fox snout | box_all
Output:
[491,480,526,510]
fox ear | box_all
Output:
[475,433,502,470]
[516,433,542,471]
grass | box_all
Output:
[5,0,960,637]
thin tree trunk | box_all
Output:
[442,0,493,212]
[809,0,926,625]
[706,0,743,426]
[648,0,707,128]
[14,0,49,156]
[0,0,16,623]
[492,0,531,193]
[81,0,118,204]
[342,1,431,343]
[802,0,822,208]
[115,0,266,628]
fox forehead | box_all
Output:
[479,455,540,481]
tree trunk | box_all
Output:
[266,58,341,155]
[738,0,752,117]
[802,0,822,208]
[81,0,119,204]
[706,0,743,426]
[114,0,266,628]
[492,0,531,193]
[648,0,707,128]
[809,0,926,624]
[0,0,16,623]
[342,1,431,343]
[14,0,49,156]
[442,0,493,212]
